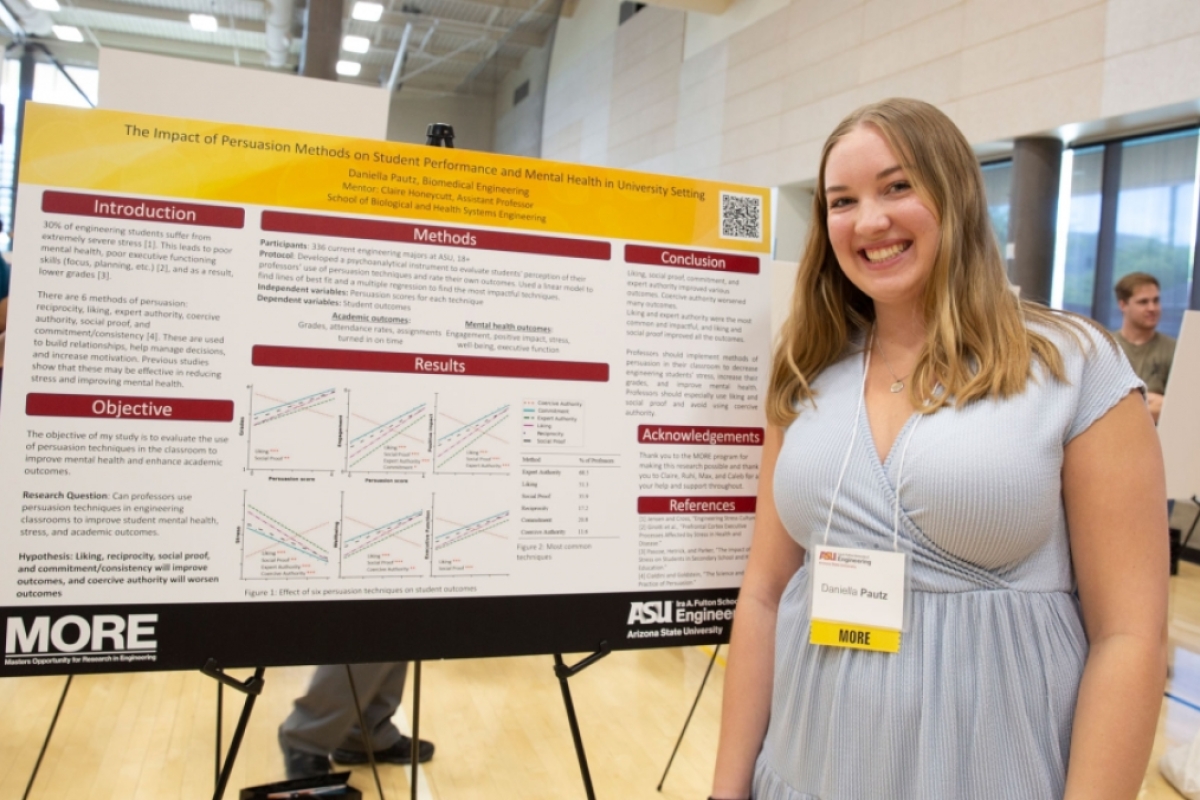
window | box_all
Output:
[980,160,1012,258]
[1108,130,1198,336]
[0,59,97,250]
[1058,146,1104,317]
[513,79,530,107]
[1051,128,1200,335]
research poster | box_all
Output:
[0,105,771,675]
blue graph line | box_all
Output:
[436,511,509,542]
[346,511,423,544]
[438,406,508,442]
[247,526,330,563]
[254,388,336,417]
[351,404,426,444]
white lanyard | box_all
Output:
[820,333,921,553]
[808,332,922,652]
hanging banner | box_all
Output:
[0,105,771,675]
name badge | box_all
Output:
[809,545,906,653]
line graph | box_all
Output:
[254,388,335,425]
[432,492,513,576]
[345,395,431,474]
[434,398,512,475]
[436,511,509,549]
[248,384,341,472]
[340,492,429,577]
[242,493,334,580]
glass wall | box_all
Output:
[0,59,97,250]
[1051,128,1200,337]
[980,160,1013,257]
[1108,130,1198,335]
[1059,146,1104,317]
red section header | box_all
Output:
[638,496,757,515]
[253,345,609,382]
[26,393,234,422]
[625,245,759,274]
[638,425,763,446]
[262,210,610,261]
[42,190,245,228]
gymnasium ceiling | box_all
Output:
[0,0,568,96]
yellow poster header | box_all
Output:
[17,104,771,254]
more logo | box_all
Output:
[5,614,158,655]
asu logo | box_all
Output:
[818,551,838,562]
[627,601,673,625]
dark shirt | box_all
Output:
[1114,330,1176,395]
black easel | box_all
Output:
[391,121,456,800]
[656,644,721,792]
[553,642,611,800]
[21,674,72,800]
[410,661,422,800]
[203,660,266,800]
[426,123,455,148]
[420,119,615,798]
[1180,495,1200,550]
[345,665,388,800]
[209,122,453,800]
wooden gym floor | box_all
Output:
[5,557,1200,800]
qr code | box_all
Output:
[720,191,763,241]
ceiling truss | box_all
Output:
[0,0,562,96]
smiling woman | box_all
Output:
[823,126,941,328]
[711,98,1169,800]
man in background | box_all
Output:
[279,663,434,779]
[1113,271,1176,423]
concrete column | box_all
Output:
[1008,136,1062,305]
[300,0,344,80]
[1091,141,1123,325]
[10,45,37,233]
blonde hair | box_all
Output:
[768,97,1086,427]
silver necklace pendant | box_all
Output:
[889,381,905,393]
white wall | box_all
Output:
[98,49,391,138]
[543,0,1200,189]
[386,92,497,152]
[493,36,556,157]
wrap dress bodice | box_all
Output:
[754,322,1142,799]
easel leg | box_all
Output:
[553,645,610,800]
[657,644,721,791]
[201,662,266,800]
[346,665,386,800]
[1181,495,1200,549]
[22,674,72,800]
[215,681,223,792]
[410,660,421,800]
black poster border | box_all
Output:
[0,587,739,677]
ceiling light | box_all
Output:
[336,60,362,77]
[342,35,370,53]
[189,13,219,32]
[29,0,61,11]
[52,25,83,42]
[351,1,384,21]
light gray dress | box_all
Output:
[754,322,1142,800]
